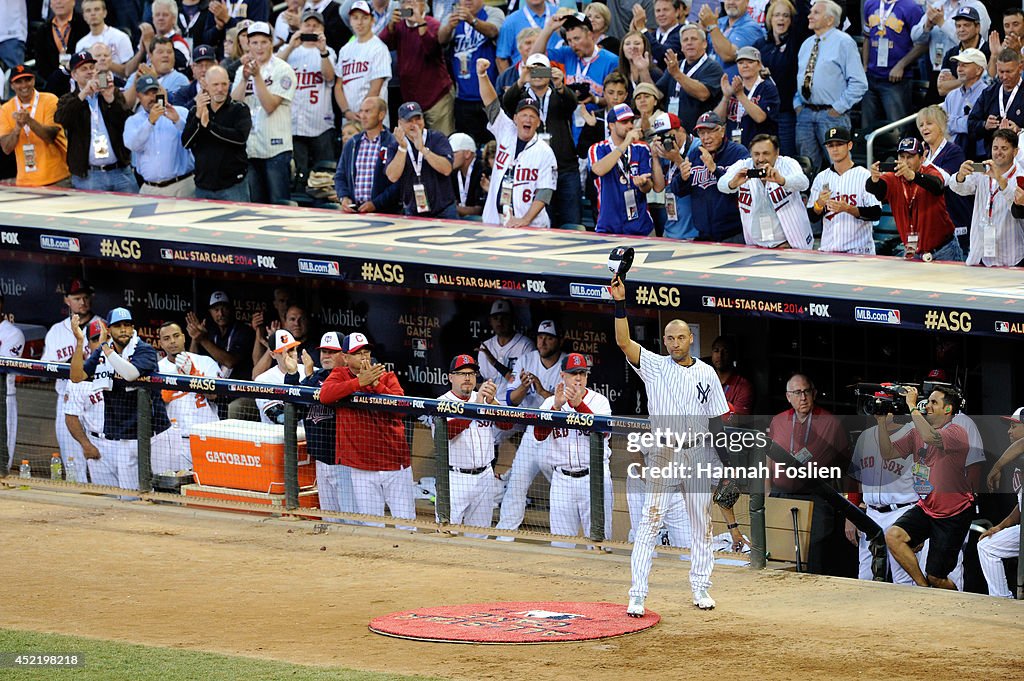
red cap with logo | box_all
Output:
[561,353,589,373]
[450,354,479,372]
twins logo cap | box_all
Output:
[318,331,343,351]
[489,299,512,316]
[107,307,133,325]
[399,102,424,120]
[342,331,372,353]
[694,111,724,130]
[1001,407,1024,424]
[272,329,301,353]
[450,354,480,372]
[192,44,216,63]
[68,51,96,72]
[209,291,231,306]
[561,353,589,373]
[537,319,559,336]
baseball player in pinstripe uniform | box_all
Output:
[476,299,535,408]
[64,319,108,482]
[0,293,25,472]
[807,126,882,255]
[610,277,738,615]
[976,408,1024,598]
[718,134,813,249]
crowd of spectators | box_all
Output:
[2,0,1024,263]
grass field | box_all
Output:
[0,629,439,681]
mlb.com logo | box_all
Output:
[996,321,1009,333]
[160,248,174,259]
[40,235,80,252]
[569,283,611,300]
[855,306,901,325]
[424,273,439,284]
[701,296,716,307]
[298,259,340,276]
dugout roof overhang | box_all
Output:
[0,186,1022,338]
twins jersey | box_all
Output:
[849,424,918,507]
[719,156,813,248]
[63,378,106,434]
[255,364,308,423]
[232,56,297,158]
[506,350,567,410]
[435,390,498,469]
[285,45,337,137]
[539,389,612,470]
[808,164,880,255]
[158,354,220,435]
[42,315,97,397]
[76,27,134,65]
[477,332,534,405]
[482,112,557,228]
[948,165,1024,267]
[0,319,25,396]
[589,140,655,235]
[336,36,392,128]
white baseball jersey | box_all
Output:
[63,378,106,435]
[808,164,880,254]
[285,44,337,137]
[953,412,987,469]
[233,56,297,158]
[254,363,308,423]
[435,390,498,469]
[948,165,1024,267]
[477,332,534,405]
[42,315,96,397]
[506,350,567,410]
[719,156,813,249]
[538,389,612,470]
[76,27,134,65]
[482,111,557,228]
[849,424,918,507]
[336,36,392,127]
[633,347,729,430]
[158,353,221,434]
[1,319,25,467]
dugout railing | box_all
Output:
[0,356,770,565]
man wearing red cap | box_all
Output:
[319,332,414,526]
[254,329,309,424]
[433,354,510,536]
[0,65,70,187]
[534,353,613,548]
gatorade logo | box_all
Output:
[205,451,262,467]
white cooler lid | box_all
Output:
[189,419,306,444]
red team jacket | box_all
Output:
[318,366,410,471]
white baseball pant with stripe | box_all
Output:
[443,467,496,539]
[346,465,416,530]
[549,464,613,549]
[58,401,89,482]
[627,459,691,548]
[315,460,356,523]
[977,525,1019,598]
[495,432,554,535]
[86,434,138,491]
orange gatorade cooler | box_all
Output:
[189,420,317,493]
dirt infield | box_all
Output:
[0,491,1020,681]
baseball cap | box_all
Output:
[650,112,674,134]
[536,320,559,337]
[735,46,762,62]
[490,299,512,316]
[246,21,272,37]
[1001,407,1024,424]
[925,368,949,383]
[449,132,476,153]
[66,278,94,295]
[272,329,301,354]
[399,101,424,121]
[349,0,372,15]
[561,12,593,32]
[694,111,724,130]
[209,291,231,307]
[450,354,480,372]
[516,98,540,114]
[666,113,682,130]
[342,331,372,353]
[525,53,551,68]
[824,126,852,144]
[561,353,589,373]
[192,44,216,63]
[135,75,160,93]
[318,331,343,351]
[606,103,636,123]
[301,8,325,24]
[9,65,34,82]
[953,6,980,23]
[951,48,987,70]
[235,19,253,34]
[69,51,96,72]
[897,137,925,156]
[632,82,662,101]
[87,318,107,341]
[107,307,133,326]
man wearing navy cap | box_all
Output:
[55,50,137,192]
[385,101,457,218]
[588,103,663,236]
[125,74,196,197]
[170,44,218,107]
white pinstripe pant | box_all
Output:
[977,525,1019,598]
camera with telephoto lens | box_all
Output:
[853,383,917,416]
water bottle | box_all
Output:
[18,460,30,479]
[65,456,77,483]
[50,454,62,481]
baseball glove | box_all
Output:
[713,479,741,509]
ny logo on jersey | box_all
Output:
[696,382,711,404]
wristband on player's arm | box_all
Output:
[614,300,627,318]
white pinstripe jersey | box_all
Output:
[506,350,566,410]
[948,164,1024,267]
[158,353,221,434]
[538,389,612,470]
[849,424,918,506]
[477,332,534,405]
[42,315,97,397]
[284,44,337,137]
[808,165,880,255]
[434,390,497,469]
[0,319,24,398]
[719,156,813,249]
[482,111,558,228]
[233,56,297,158]
[63,379,106,434]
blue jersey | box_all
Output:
[450,9,499,102]
[723,77,780,150]
[83,340,171,440]
[589,139,655,236]
[548,44,619,141]
[672,139,749,240]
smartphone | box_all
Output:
[155,93,166,108]
[401,7,414,17]
[878,161,897,172]
[97,71,109,89]
[299,32,319,42]
[971,161,987,172]
[529,66,552,79]
[747,167,767,179]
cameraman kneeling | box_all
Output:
[878,386,974,589]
